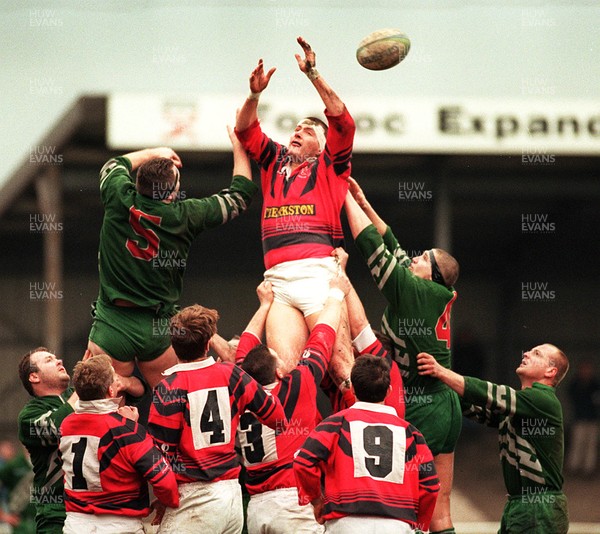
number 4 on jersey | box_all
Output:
[435,291,457,349]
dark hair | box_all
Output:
[351,354,391,403]
[136,157,178,199]
[373,330,394,356]
[73,355,114,401]
[18,347,49,396]
[241,345,278,386]
[170,304,219,361]
[433,248,460,287]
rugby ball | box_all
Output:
[356,29,411,71]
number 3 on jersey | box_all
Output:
[189,387,231,450]
[349,421,406,484]
[126,206,162,260]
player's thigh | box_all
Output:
[406,388,462,456]
[137,346,177,389]
[87,339,135,377]
[266,301,308,373]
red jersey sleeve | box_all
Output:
[124,419,180,509]
[322,107,355,182]
[235,331,261,364]
[298,323,336,385]
[237,366,287,431]
[411,425,440,530]
[359,338,405,418]
[293,414,342,505]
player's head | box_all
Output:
[170,304,219,361]
[72,354,116,401]
[516,343,569,388]
[351,354,391,403]
[240,344,285,385]
[287,117,327,162]
[136,157,180,202]
[409,248,459,288]
[19,347,70,397]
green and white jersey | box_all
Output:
[97,157,259,312]
[17,389,74,511]
[355,225,457,391]
[463,378,564,496]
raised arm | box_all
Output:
[347,177,388,237]
[236,59,276,132]
[344,190,374,239]
[227,124,252,182]
[243,281,274,340]
[121,147,182,172]
[295,36,344,116]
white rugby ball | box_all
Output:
[356,29,411,71]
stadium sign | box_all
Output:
[107,94,600,155]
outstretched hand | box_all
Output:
[295,36,316,73]
[250,59,276,93]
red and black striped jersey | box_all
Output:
[236,324,335,495]
[59,399,179,517]
[148,358,287,485]
[321,337,405,418]
[236,108,355,270]
[293,402,439,531]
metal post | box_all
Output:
[35,166,63,354]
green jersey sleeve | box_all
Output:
[182,174,259,235]
[382,225,411,266]
[99,156,133,205]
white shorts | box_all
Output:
[247,487,324,534]
[157,479,243,534]
[264,257,339,317]
[325,515,413,534]
[64,511,144,534]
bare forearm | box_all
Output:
[344,193,373,239]
[236,98,259,133]
[210,334,237,363]
[244,304,271,339]
[345,285,369,339]
[310,75,344,116]
[433,366,466,396]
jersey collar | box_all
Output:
[163,357,216,376]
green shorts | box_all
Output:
[404,385,462,456]
[35,503,66,534]
[89,299,175,362]
[500,492,568,534]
